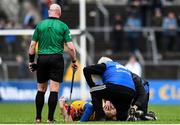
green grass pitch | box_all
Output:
[0,103,180,124]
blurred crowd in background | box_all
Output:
[0,0,68,29]
[0,0,180,53]
[0,0,180,54]
[0,0,180,79]
[112,0,180,53]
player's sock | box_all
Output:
[48,91,58,121]
[35,91,45,120]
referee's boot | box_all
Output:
[47,119,56,123]
[35,118,41,123]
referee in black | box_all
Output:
[28,4,77,123]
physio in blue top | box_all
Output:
[102,61,135,90]
[83,57,146,121]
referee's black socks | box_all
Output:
[35,91,45,120]
[48,91,58,121]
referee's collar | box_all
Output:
[48,17,60,20]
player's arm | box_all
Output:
[59,97,73,121]
[80,103,94,122]
[83,64,106,88]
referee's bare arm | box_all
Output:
[28,40,37,72]
[65,42,77,69]
[29,40,37,55]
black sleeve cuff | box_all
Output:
[29,54,35,62]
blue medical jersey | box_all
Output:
[102,61,135,90]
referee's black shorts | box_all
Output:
[36,54,64,83]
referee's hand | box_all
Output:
[72,62,78,71]
[29,62,37,72]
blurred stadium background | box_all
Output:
[0,0,180,122]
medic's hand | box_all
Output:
[104,101,113,110]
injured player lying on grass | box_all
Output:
[59,96,156,122]
[59,96,116,122]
